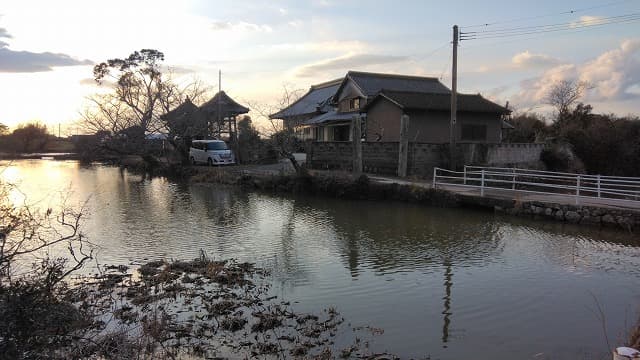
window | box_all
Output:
[303,127,311,136]
[332,125,350,141]
[349,98,360,110]
[314,127,324,141]
[461,124,487,141]
[205,141,229,150]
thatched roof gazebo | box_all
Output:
[199,91,249,141]
[161,97,208,139]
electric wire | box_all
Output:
[460,12,640,41]
[461,0,635,28]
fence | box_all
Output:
[433,165,640,205]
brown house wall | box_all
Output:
[364,99,503,143]
[365,100,404,141]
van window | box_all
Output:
[206,142,228,151]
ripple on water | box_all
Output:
[4,160,640,360]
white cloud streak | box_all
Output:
[295,53,410,78]
[515,39,640,107]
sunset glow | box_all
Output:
[1,0,639,132]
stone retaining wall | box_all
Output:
[458,195,640,231]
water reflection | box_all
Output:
[3,160,640,360]
[292,196,504,276]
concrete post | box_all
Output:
[352,115,363,174]
[576,175,581,205]
[398,114,410,177]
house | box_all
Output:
[364,90,510,143]
[269,78,342,140]
[270,71,511,143]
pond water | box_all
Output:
[3,160,640,359]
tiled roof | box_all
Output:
[270,78,342,119]
[161,99,199,120]
[200,91,250,115]
[368,90,510,114]
[345,71,450,96]
[302,110,357,125]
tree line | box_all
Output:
[0,122,52,153]
[504,80,640,177]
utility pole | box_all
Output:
[450,25,459,171]
[217,70,222,139]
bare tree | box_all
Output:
[248,84,305,172]
[82,63,212,138]
[79,93,137,135]
[545,80,591,122]
[0,179,92,285]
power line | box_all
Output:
[462,12,639,35]
[460,12,640,41]
[440,51,453,80]
[462,0,635,29]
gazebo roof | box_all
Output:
[200,91,250,116]
[160,98,199,121]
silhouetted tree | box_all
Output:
[0,123,8,136]
[504,112,548,143]
[92,49,168,134]
[11,122,49,153]
[545,79,591,126]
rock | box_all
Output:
[545,208,554,217]
[555,210,565,221]
[565,211,581,223]
[602,214,616,225]
[582,215,601,225]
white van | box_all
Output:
[189,140,236,166]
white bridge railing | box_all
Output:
[432,165,640,205]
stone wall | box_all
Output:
[309,141,545,176]
[457,195,640,231]
[458,143,544,167]
[308,142,354,171]
[408,143,442,177]
[363,142,399,174]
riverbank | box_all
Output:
[187,163,640,232]
[76,154,640,232]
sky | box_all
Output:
[0,0,639,134]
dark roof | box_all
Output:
[366,90,510,114]
[340,71,450,97]
[302,110,357,125]
[200,91,250,116]
[160,98,199,120]
[270,78,342,119]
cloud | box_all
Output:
[512,51,562,68]
[570,15,605,28]
[162,65,195,75]
[0,26,93,73]
[269,40,368,53]
[0,47,94,73]
[210,21,273,33]
[0,27,11,39]
[514,39,640,107]
[295,53,409,78]
[79,78,97,86]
